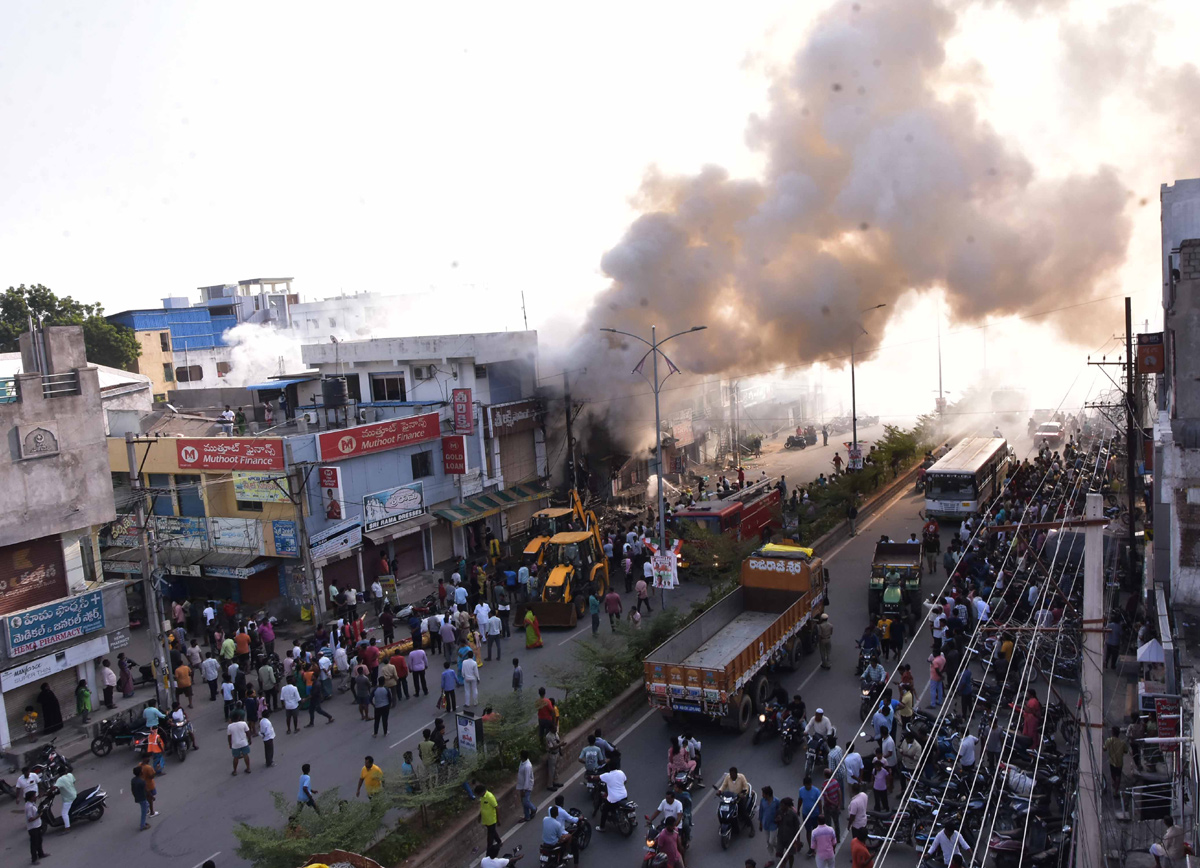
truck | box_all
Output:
[868,542,922,624]
[672,479,781,569]
[643,543,827,732]
[529,522,611,628]
[523,490,589,568]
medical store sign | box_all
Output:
[176,438,285,471]
[6,590,106,657]
[316,412,441,460]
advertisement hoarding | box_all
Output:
[176,438,285,471]
[0,536,69,617]
[442,435,467,474]
[318,466,344,521]
[6,590,106,657]
[272,520,299,556]
[316,413,441,461]
[309,519,362,561]
[363,482,425,531]
[452,388,473,435]
[232,472,291,503]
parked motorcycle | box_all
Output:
[90,714,148,757]
[716,786,757,850]
[30,740,72,782]
[784,435,808,450]
[39,783,107,827]
[988,815,1069,867]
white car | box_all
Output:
[1035,422,1064,446]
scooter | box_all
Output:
[39,784,108,827]
[716,786,757,850]
[168,718,192,762]
[90,714,149,757]
[988,816,1069,867]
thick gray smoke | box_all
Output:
[581,0,1132,383]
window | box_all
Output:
[474,365,488,379]
[175,365,204,383]
[329,317,337,328]
[370,374,407,402]
[147,473,176,516]
[163,363,175,383]
[216,361,232,377]
[411,450,434,478]
[175,474,205,517]
[235,498,263,512]
[159,332,171,352]
[346,374,363,403]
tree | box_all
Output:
[0,284,140,369]
[233,789,388,868]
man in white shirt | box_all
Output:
[481,845,515,868]
[203,604,216,626]
[485,614,503,661]
[843,746,864,787]
[258,710,276,767]
[280,682,301,733]
[974,596,991,622]
[643,559,654,584]
[16,768,40,797]
[927,821,971,865]
[461,651,481,707]
[474,600,491,630]
[200,652,221,701]
[227,716,252,775]
[370,580,384,614]
[957,734,979,770]
[597,767,628,831]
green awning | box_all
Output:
[434,483,550,527]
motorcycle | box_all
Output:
[39,783,107,827]
[540,807,592,868]
[124,658,157,687]
[90,714,148,757]
[753,705,784,745]
[643,818,689,867]
[670,767,700,792]
[716,786,757,850]
[598,782,638,837]
[168,718,192,762]
[860,678,885,722]
[784,435,808,450]
[864,809,914,849]
[30,740,72,783]
[780,716,803,766]
[804,731,833,778]
[988,816,1070,867]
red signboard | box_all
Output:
[1155,696,1181,754]
[176,438,285,471]
[1137,332,1165,375]
[452,389,473,435]
[442,436,467,474]
[318,466,344,521]
[317,412,441,460]
[0,536,69,617]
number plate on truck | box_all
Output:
[671,701,701,712]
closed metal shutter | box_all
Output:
[4,665,82,743]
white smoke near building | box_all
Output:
[221,322,305,387]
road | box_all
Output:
[721,423,890,489]
[0,581,714,868]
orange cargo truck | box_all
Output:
[643,543,828,731]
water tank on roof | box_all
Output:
[161,297,191,309]
[322,376,348,408]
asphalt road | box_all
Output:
[0,580,713,868]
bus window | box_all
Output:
[926,474,976,499]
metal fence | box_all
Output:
[40,371,79,398]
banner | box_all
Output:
[273,520,299,556]
[105,514,140,548]
[6,590,106,657]
[232,472,291,503]
[442,435,467,474]
[309,519,362,561]
[0,536,69,617]
[1137,332,1165,375]
[152,516,208,548]
[452,388,473,435]
[363,482,425,531]
[488,399,540,436]
[317,412,441,460]
[209,517,263,553]
[651,552,679,590]
[176,438,284,471]
[317,466,345,521]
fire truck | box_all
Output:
[672,479,781,567]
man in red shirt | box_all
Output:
[850,827,874,868]
[362,639,381,683]
[390,654,409,701]
[655,817,685,868]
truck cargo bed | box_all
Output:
[681,611,778,670]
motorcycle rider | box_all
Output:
[926,819,971,866]
[672,778,694,837]
[667,737,696,780]
[169,701,199,751]
[805,709,835,742]
[578,735,605,773]
[596,759,628,832]
[647,789,689,848]
[857,625,881,660]
[541,805,574,867]
[655,817,686,868]
[713,766,753,830]
[549,795,580,866]
[786,694,807,725]
[682,732,702,778]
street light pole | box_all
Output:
[600,324,706,608]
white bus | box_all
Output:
[923,437,1013,518]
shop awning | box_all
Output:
[364,512,438,545]
[198,552,261,568]
[432,483,550,527]
[246,378,316,391]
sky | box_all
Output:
[2,0,1198,424]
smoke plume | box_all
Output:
[581,0,1132,383]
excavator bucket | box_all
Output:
[527,600,577,629]
[532,565,580,628]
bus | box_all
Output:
[923,437,1013,518]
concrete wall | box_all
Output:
[130,329,175,398]
[0,330,116,548]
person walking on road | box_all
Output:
[228,713,252,776]
[816,614,833,669]
[635,578,652,613]
[485,613,503,660]
[372,678,392,737]
[295,764,320,816]
[131,766,150,832]
[259,709,276,767]
[822,425,829,447]
[545,729,563,790]
[588,591,601,635]
[441,661,459,712]
[280,681,301,733]
[775,797,800,868]
[604,588,623,631]
[517,750,537,820]
[305,679,334,727]
[476,784,502,851]
[25,791,48,862]
[357,756,384,799]
[846,503,858,537]
[758,785,780,861]
[409,647,429,696]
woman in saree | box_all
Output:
[524,608,543,649]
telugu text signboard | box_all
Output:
[232,472,291,503]
[176,438,285,471]
[363,483,425,531]
[316,413,441,461]
[489,399,540,436]
[6,590,106,657]
[452,388,473,435]
[273,520,299,556]
[0,536,69,617]
[442,435,467,474]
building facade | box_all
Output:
[0,326,127,749]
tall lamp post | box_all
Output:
[850,304,887,469]
[600,324,706,607]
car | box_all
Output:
[1035,421,1064,446]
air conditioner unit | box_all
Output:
[303,411,318,424]
[413,365,434,380]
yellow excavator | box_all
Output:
[522,490,588,568]
[533,524,610,627]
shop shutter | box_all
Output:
[4,666,83,742]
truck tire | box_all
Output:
[751,674,771,713]
[733,694,753,732]
[785,639,801,671]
